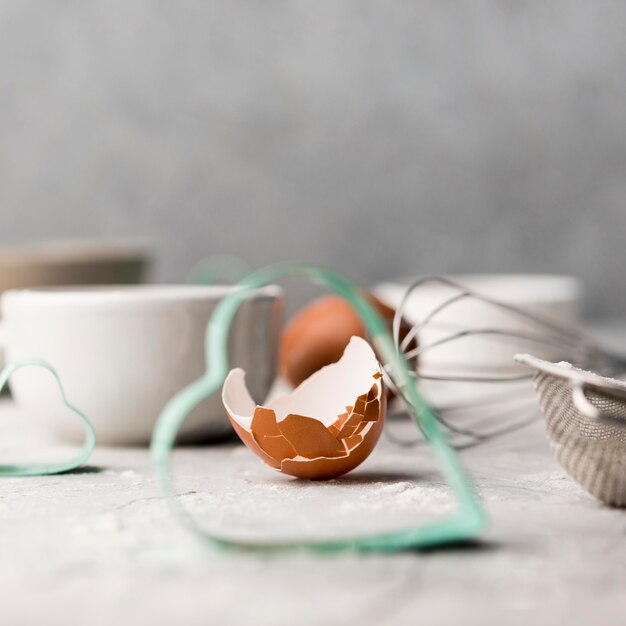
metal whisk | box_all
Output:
[381,276,626,451]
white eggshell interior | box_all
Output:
[222,336,381,429]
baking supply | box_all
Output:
[1,285,282,445]
[0,241,150,369]
[0,358,95,476]
[516,353,626,506]
[279,293,414,389]
[379,276,626,449]
[223,336,385,479]
[0,240,149,292]
[376,274,582,376]
[13,267,623,549]
[151,264,486,551]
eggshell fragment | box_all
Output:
[222,336,386,479]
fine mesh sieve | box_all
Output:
[516,353,626,506]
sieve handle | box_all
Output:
[570,381,626,427]
[571,381,599,419]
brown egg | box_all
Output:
[222,337,386,479]
[279,293,415,388]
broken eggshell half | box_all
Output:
[222,336,386,479]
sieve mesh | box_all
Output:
[532,367,626,506]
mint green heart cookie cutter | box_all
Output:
[0,358,96,477]
[151,264,486,552]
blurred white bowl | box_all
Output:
[1,285,283,445]
[0,241,149,371]
[374,274,583,376]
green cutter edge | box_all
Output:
[151,264,486,552]
[0,359,96,477]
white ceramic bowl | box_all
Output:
[374,274,583,376]
[1,285,282,445]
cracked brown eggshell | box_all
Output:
[222,336,386,479]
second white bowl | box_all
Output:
[374,274,583,376]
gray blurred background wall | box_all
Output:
[0,1,625,316]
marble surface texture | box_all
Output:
[2,321,626,625]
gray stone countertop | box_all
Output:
[1,320,626,626]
